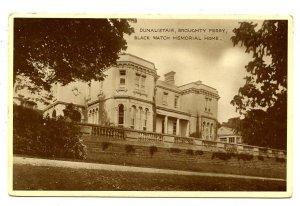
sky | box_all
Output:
[124,19,254,123]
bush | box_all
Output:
[169,148,181,153]
[237,153,253,161]
[125,145,135,154]
[101,142,111,151]
[275,157,285,163]
[258,155,264,161]
[13,105,87,159]
[195,150,204,155]
[186,149,194,155]
[211,152,232,160]
[149,146,158,157]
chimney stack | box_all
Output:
[164,71,176,85]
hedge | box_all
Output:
[13,105,87,159]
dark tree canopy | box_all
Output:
[231,20,287,112]
[63,103,82,122]
[14,18,134,92]
[230,20,288,149]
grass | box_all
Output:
[13,164,286,191]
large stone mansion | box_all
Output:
[43,54,220,140]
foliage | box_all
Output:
[125,145,135,154]
[275,157,285,163]
[63,103,82,122]
[101,142,111,151]
[231,20,287,150]
[237,153,253,161]
[168,148,181,153]
[186,149,194,156]
[13,104,87,159]
[195,150,204,156]
[149,146,158,157]
[211,152,232,160]
[258,155,264,161]
[14,18,135,94]
[97,94,112,126]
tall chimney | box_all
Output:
[164,71,176,85]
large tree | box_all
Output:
[230,20,287,149]
[14,18,134,94]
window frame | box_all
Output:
[162,92,168,105]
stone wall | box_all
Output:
[81,125,286,179]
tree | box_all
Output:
[231,20,287,149]
[14,18,135,93]
[63,103,82,122]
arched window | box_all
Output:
[95,108,99,124]
[144,108,149,131]
[131,105,136,129]
[52,109,56,118]
[210,123,214,139]
[206,122,210,140]
[92,109,95,124]
[88,110,92,123]
[118,104,124,126]
[139,107,143,130]
[202,121,206,139]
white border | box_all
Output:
[1,0,299,205]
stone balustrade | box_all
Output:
[78,123,286,159]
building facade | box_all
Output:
[43,54,220,140]
[217,126,243,144]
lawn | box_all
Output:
[13,164,286,191]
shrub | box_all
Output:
[211,151,231,160]
[195,150,204,155]
[125,145,135,154]
[149,146,158,157]
[237,153,253,161]
[275,157,285,163]
[169,148,181,153]
[13,105,87,159]
[101,142,111,151]
[258,155,264,161]
[186,149,194,155]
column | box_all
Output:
[164,116,168,134]
[176,118,180,136]
[186,121,190,137]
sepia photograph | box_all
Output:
[9,14,292,197]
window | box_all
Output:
[172,121,176,135]
[206,122,209,139]
[205,97,212,112]
[174,95,179,108]
[131,106,136,129]
[202,121,206,138]
[119,70,126,88]
[139,107,143,130]
[220,138,227,143]
[162,92,168,105]
[144,109,149,131]
[210,123,213,138]
[229,137,235,143]
[141,75,146,90]
[118,104,124,126]
[135,73,140,89]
